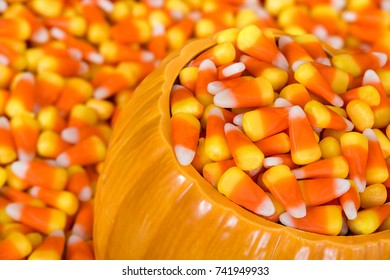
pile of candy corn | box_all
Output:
[1,0,390,259]
[169,1,390,237]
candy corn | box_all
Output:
[218,166,275,216]
[237,24,289,70]
[263,165,306,218]
[294,62,344,107]
[280,205,343,236]
[71,200,93,240]
[204,107,231,161]
[224,123,264,171]
[5,203,67,234]
[348,203,390,235]
[171,113,200,166]
[242,107,289,142]
[27,230,65,260]
[29,186,79,216]
[0,232,32,260]
[363,128,389,184]
[288,105,322,165]
[339,180,360,220]
[214,76,274,109]
[66,234,95,260]
[0,116,17,165]
[11,160,68,190]
[56,135,107,168]
[299,178,350,207]
[340,132,369,192]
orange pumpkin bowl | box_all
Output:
[94,37,390,260]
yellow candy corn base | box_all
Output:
[94,38,390,260]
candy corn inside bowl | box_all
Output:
[94,25,390,260]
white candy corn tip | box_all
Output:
[214,89,236,108]
[0,0,7,12]
[93,87,110,99]
[292,60,309,72]
[207,81,224,95]
[326,36,344,49]
[343,118,354,132]
[50,27,66,40]
[239,54,251,63]
[68,48,83,60]
[255,196,275,217]
[279,212,295,228]
[233,113,243,127]
[287,203,307,218]
[263,157,283,168]
[141,51,155,62]
[171,84,185,92]
[253,6,269,18]
[332,0,346,10]
[224,123,238,134]
[72,225,88,240]
[50,229,65,238]
[78,62,89,75]
[17,149,34,162]
[313,25,328,40]
[152,23,165,35]
[97,0,114,12]
[274,97,292,108]
[11,161,28,179]
[273,52,289,71]
[0,116,10,129]
[78,186,92,202]
[372,52,388,67]
[56,153,71,167]
[277,36,293,50]
[199,59,216,71]
[243,0,258,6]
[334,178,350,196]
[247,167,262,177]
[32,27,49,43]
[61,127,79,144]
[221,62,245,78]
[188,11,201,21]
[29,186,40,197]
[316,57,331,66]
[146,0,164,8]
[68,234,82,246]
[363,128,378,141]
[5,203,24,221]
[353,177,366,193]
[288,105,305,119]
[342,200,357,220]
[174,145,195,166]
[88,52,104,64]
[0,54,9,66]
[382,0,390,11]
[331,95,344,108]
[169,10,184,21]
[362,69,380,85]
[209,107,224,119]
[312,126,323,134]
[341,11,357,22]
[291,168,304,179]
[20,72,35,83]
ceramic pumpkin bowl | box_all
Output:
[94,36,390,260]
